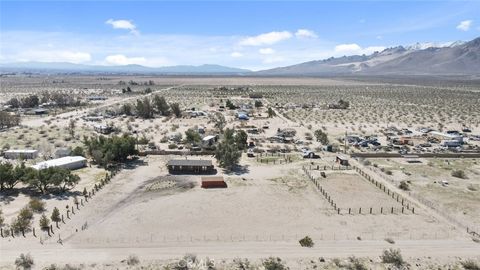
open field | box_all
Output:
[1,75,480,268]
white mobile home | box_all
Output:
[4,149,39,159]
[32,156,87,170]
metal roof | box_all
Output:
[167,159,213,167]
[32,156,86,170]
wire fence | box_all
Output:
[353,158,480,238]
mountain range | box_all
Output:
[1,37,479,76]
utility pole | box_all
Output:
[344,130,347,154]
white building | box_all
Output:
[430,131,463,143]
[32,156,87,170]
[4,149,39,159]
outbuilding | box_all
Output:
[336,155,349,166]
[167,159,215,174]
[4,149,39,159]
[201,176,227,188]
[32,156,87,170]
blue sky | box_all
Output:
[1,1,479,70]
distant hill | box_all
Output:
[0,62,251,75]
[257,37,480,76]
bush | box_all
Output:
[168,143,178,149]
[380,248,404,266]
[452,170,467,179]
[15,253,34,270]
[126,254,140,266]
[399,181,410,191]
[28,198,46,213]
[347,257,367,270]
[461,260,480,270]
[299,236,314,247]
[262,257,289,270]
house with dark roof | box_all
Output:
[166,159,215,174]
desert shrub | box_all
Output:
[14,253,34,270]
[399,181,410,191]
[0,208,4,227]
[380,248,404,266]
[39,214,50,232]
[362,160,371,166]
[452,170,467,179]
[385,170,393,175]
[347,257,367,270]
[262,257,288,270]
[11,207,34,234]
[28,198,46,213]
[232,258,253,270]
[461,260,480,270]
[467,184,478,191]
[168,143,178,149]
[172,253,198,270]
[126,254,140,266]
[299,236,314,247]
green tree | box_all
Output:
[314,129,329,145]
[210,112,226,132]
[0,162,13,190]
[51,207,61,227]
[235,130,248,150]
[71,146,85,157]
[170,103,181,117]
[267,107,276,118]
[215,129,242,170]
[39,214,50,232]
[225,100,236,110]
[254,100,263,108]
[185,129,202,145]
[135,97,154,119]
[153,95,170,116]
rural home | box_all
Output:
[167,159,215,174]
[4,149,39,159]
[201,176,227,188]
[32,156,87,170]
[429,131,464,143]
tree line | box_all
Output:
[83,135,137,167]
[119,94,181,119]
[0,111,21,128]
[6,92,83,109]
[0,163,80,194]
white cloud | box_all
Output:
[105,54,146,65]
[231,52,243,58]
[295,29,318,38]
[106,19,138,34]
[334,43,385,55]
[259,48,275,55]
[16,50,91,63]
[456,20,473,31]
[239,31,292,46]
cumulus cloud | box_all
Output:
[334,43,385,55]
[456,20,473,31]
[105,54,146,65]
[239,31,292,46]
[231,52,243,58]
[295,29,318,38]
[259,48,275,55]
[106,19,138,34]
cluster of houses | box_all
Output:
[2,149,87,170]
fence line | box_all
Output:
[352,158,479,238]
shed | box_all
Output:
[32,156,87,170]
[167,159,215,174]
[201,176,227,188]
[202,135,218,146]
[4,149,38,159]
[336,155,349,166]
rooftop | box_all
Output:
[167,159,213,167]
[32,156,86,170]
[5,149,38,153]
